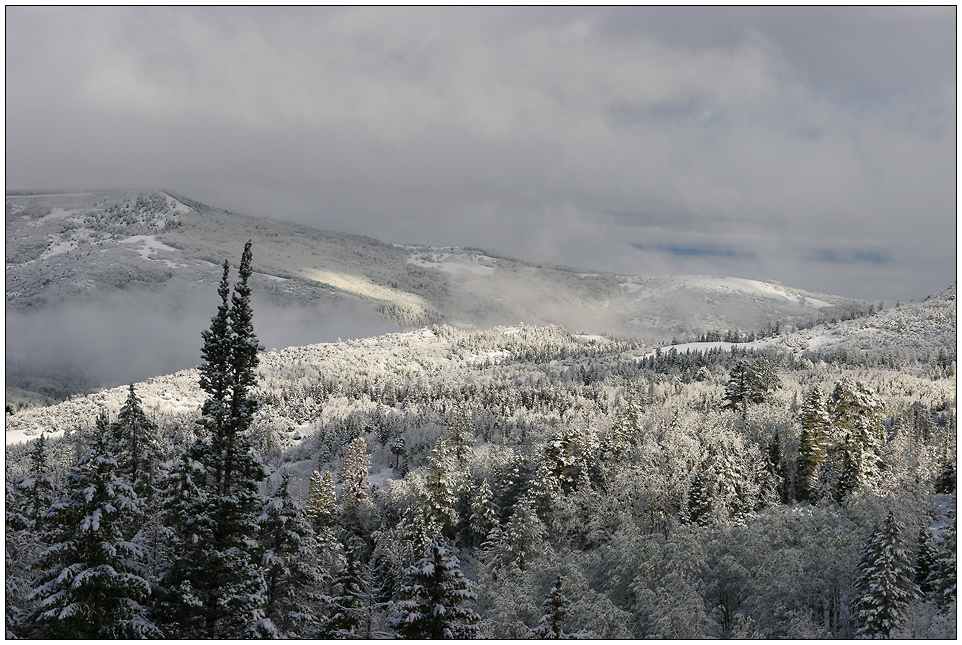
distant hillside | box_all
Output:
[6,189,864,341]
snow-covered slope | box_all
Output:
[6,189,860,341]
[647,285,956,363]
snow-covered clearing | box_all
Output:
[680,276,832,308]
[405,248,498,276]
[161,192,193,215]
[120,235,187,267]
[641,339,774,359]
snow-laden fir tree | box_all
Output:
[925,509,957,608]
[826,377,885,494]
[796,385,831,501]
[723,357,780,423]
[606,390,643,458]
[495,453,534,524]
[852,510,919,638]
[389,537,480,639]
[318,543,365,638]
[495,495,548,571]
[155,241,270,638]
[340,436,371,534]
[305,469,337,531]
[533,574,576,639]
[109,383,161,500]
[23,412,160,639]
[422,438,460,534]
[258,473,327,637]
[468,479,500,548]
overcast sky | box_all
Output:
[6,7,956,301]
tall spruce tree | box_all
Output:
[109,383,161,500]
[853,511,919,638]
[258,473,326,637]
[723,358,780,423]
[23,413,159,639]
[797,385,831,501]
[533,575,575,639]
[156,241,269,638]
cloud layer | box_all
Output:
[6,7,956,300]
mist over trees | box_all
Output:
[4,243,956,639]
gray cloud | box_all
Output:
[5,290,398,389]
[6,7,956,301]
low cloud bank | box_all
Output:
[6,290,398,391]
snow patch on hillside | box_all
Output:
[120,235,188,267]
[680,276,832,308]
[404,247,498,276]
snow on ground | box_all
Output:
[256,271,288,282]
[120,235,188,267]
[39,238,78,259]
[162,192,193,215]
[368,466,396,490]
[640,339,774,359]
[405,248,498,276]
[680,276,832,308]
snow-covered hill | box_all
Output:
[6,189,863,341]
[648,285,956,364]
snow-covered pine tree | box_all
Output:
[340,436,371,533]
[156,242,269,638]
[422,438,459,534]
[926,509,957,608]
[448,404,474,468]
[23,412,160,639]
[258,473,327,637]
[109,383,161,500]
[827,377,885,492]
[495,453,534,524]
[389,538,480,639]
[496,495,548,571]
[853,510,920,638]
[468,479,500,548]
[305,469,338,530]
[723,357,780,423]
[797,385,831,501]
[319,543,365,638]
[533,575,576,639]
[606,390,643,458]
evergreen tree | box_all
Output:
[827,378,885,491]
[389,538,480,639]
[933,460,956,494]
[23,413,160,639]
[853,511,919,638]
[926,510,957,608]
[448,404,473,468]
[109,383,161,500]
[319,543,365,638]
[494,453,533,524]
[340,436,371,534]
[723,358,780,422]
[533,575,575,639]
[305,469,338,531]
[468,479,500,548]
[258,473,327,637]
[797,385,831,501]
[156,241,269,638]
[496,495,547,571]
[422,439,459,533]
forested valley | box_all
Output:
[5,243,956,639]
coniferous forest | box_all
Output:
[5,243,956,639]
